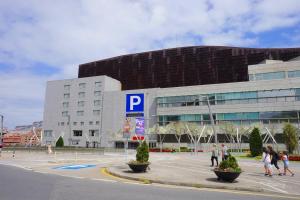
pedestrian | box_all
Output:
[221,144,229,161]
[267,146,282,176]
[262,147,272,177]
[211,144,219,167]
[281,151,295,176]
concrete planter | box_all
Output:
[128,162,150,173]
[214,169,241,182]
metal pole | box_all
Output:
[206,96,217,145]
[68,115,71,146]
[0,115,3,144]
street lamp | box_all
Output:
[67,115,71,146]
[0,114,3,144]
[200,95,217,145]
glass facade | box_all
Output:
[255,71,285,80]
[288,70,300,78]
[157,88,300,108]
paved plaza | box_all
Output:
[0,150,299,198]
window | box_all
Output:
[89,121,93,125]
[44,130,53,137]
[73,122,77,125]
[78,101,85,107]
[89,129,99,137]
[72,140,80,145]
[61,122,65,126]
[288,70,300,78]
[73,130,82,137]
[96,121,100,125]
[64,93,70,99]
[249,74,254,81]
[77,111,84,116]
[255,71,285,80]
[80,121,84,126]
[62,111,68,117]
[79,83,86,89]
[93,110,100,116]
[94,91,101,97]
[95,81,102,88]
[63,102,69,108]
[78,92,85,98]
[94,100,101,106]
[64,85,70,91]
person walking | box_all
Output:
[211,144,219,167]
[282,151,295,176]
[267,146,282,176]
[262,147,272,177]
[221,144,229,161]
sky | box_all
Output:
[0,0,300,129]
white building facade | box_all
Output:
[43,58,300,147]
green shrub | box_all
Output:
[56,136,64,147]
[136,141,149,163]
[219,155,241,173]
[249,127,262,157]
[283,123,299,154]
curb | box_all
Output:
[105,167,264,193]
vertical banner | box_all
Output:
[135,117,145,136]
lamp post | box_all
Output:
[67,115,71,146]
[0,114,3,144]
[200,95,217,145]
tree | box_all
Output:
[56,136,64,147]
[149,124,168,152]
[166,122,187,152]
[249,127,262,157]
[136,140,149,163]
[283,123,299,154]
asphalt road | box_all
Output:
[0,164,293,200]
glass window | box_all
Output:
[255,71,285,80]
[77,111,84,116]
[94,91,101,97]
[64,93,70,99]
[73,122,77,125]
[62,111,68,117]
[94,100,101,106]
[259,111,298,119]
[79,83,86,89]
[249,74,255,81]
[89,121,93,125]
[44,130,53,137]
[78,101,85,107]
[95,82,102,88]
[80,122,84,126]
[89,129,99,137]
[64,85,70,91]
[61,122,65,126]
[296,88,300,101]
[96,121,100,125]
[288,70,300,78]
[93,110,100,116]
[63,102,69,108]
[78,92,85,98]
[73,130,82,137]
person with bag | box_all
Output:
[267,146,282,176]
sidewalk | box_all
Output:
[0,151,299,196]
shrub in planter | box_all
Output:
[214,155,242,182]
[128,141,150,173]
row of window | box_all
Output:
[62,100,101,108]
[158,111,299,123]
[249,70,300,81]
[43,129,100,138]
[157,88,300,107]
[63,91,101,100]
[64,82,102,91]
[58,120,100,126]
[62,110,101,117]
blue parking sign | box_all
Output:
[126,93,144,112]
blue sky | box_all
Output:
[0,0,300,129]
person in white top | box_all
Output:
[221,144,229,161]
[281,151,295,176]
[262,147,272,177]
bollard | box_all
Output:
[12,150,15,158]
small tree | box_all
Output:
[136,140,149,163]
[249,127,262,157]
[283,123,299,154]
[56,136,64,147]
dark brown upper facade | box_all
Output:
[78,46,300,90]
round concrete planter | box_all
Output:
[128,162,150,173]
[214,169,241,182]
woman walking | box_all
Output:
[262,147,272,177]
[282,151,295,176]
[267,146,282,176]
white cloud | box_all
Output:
[0,0,299,128]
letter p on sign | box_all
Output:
[126,94,144,112]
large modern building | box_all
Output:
[43,46,300,148]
